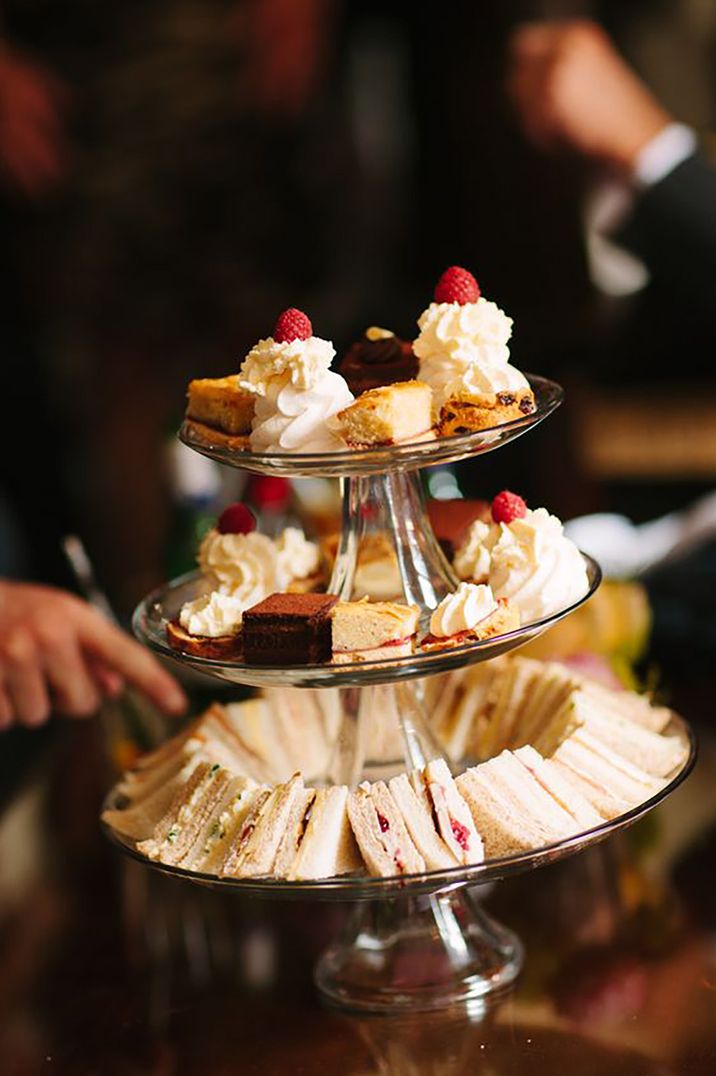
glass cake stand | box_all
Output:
[112,371,695,1013]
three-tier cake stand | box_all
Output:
[106,374,695,1014]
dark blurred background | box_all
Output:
[2,0,715,620]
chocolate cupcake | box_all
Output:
[338,327,418,396]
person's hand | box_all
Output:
[507,20,672,173]
[0,581,187,729]
[0,44,70,199]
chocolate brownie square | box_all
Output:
[242,593,337,666]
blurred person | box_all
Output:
[0,578,186,730]
[507,17,716,381]
[508,17,716,663]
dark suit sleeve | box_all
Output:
[615,153,716,304]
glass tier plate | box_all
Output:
[102,711,695,902]
[133,554,601,690]
[180,374,563,477]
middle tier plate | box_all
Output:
[133,554,601,689]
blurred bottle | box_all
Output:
[165,437,223,577]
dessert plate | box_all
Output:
[133,554,601,689]
[102,710,694,901]
[180,374,563,478]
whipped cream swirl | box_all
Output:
[179,526,320,637]
[453,520,492,582]
[274,526,321,587]
[414,298,528,407]
[179,590,248,638]
[198,530,279,596]
[239,335,336,394]
[464,508,589,623]
[249,372,352,453]
[239,333,353,452]
[429,582,498,638]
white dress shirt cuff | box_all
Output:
[632,122,697,189]
[585,123,697,296]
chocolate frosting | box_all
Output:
[339,331,418,394]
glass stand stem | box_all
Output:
[327,680,449,785]
[326,470,458,784]
[329,471,457,628]
[314,885,523,1013]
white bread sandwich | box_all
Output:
[478,657,543,758]
[119,703,274,803]
[456,767,552,857]
[513,745,602,830]
[137,762,229,863]
[425,660,504,763]
[388,771,458,870]
[416,759,484,865]
[531,693,584,758]
[177,774,259,870]
[287,786,363,880]
[567,669,672,733]
[222,697,294,782]
[509,662,576,750]
[571,694,686,778]
[260,688,333,781]
[478,751,577,840]
[102,765,201,841]
[348,781,426,877]
[272,787,317,877]
[551,729,660,818]
[200,783,272,874]
[221,773,307,878]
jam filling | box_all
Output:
[450,817,471,852]
[238,822,256,845]
[376,811,390,833]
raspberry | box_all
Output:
[434,266,480,305]
[491,490,527,525]
[273,307,313,343]
[216,503,256,535]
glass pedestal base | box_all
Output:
[314,886,523,1013]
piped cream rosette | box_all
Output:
[239,328,353,453]
[454,507,589,623]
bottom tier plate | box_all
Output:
[102,713,694,902]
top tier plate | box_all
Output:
[180,374,563,478]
